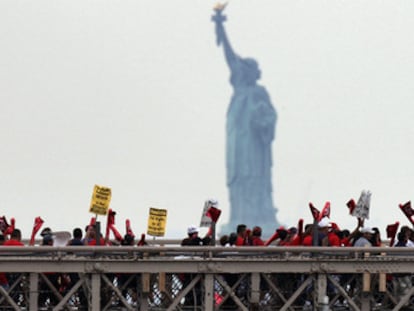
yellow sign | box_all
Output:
[147,207,167,237]
[89,185,112,215]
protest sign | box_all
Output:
[147,207,167,237]
[89,185,112,215]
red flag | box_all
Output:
[297,218,304,237]
[89,217,96,227]
[137,233,146,246]
[318,202,331,221]
[289,219,304,245]
[109,224,123,242]
[206,207,222,223]
[264,226,286,246]
[29,217,44,246]
[0,216,9,234]
[309,203,320,220]
[4,218,15,236]
[105,209,116,241]
[386,221,400,247]
[125,219,135,238]
[347,199,356,215]
[399,201,414,225]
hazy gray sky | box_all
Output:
[1,1,414,239]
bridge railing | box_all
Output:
[0,246,413,310]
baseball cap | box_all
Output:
[360,227,375,234]
[318,217,331,228]
[187,225,199,235]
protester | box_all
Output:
[301,224,314,246]
[392,232,412,305]
[84,224,106,246]
[67,228,83,246]
[315,217,330,246]
[395,226,414,247]
[181,225,211,246]
[66,227,87,306]
[38,233,60,307]
[4,229,24,246]
[180,225,210,307]
[250,226,264,246]
[353,227,374,247]
[370,227,382,246]
[234,224,248,246]
[0,235,9,290]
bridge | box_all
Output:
[0,245,413,310]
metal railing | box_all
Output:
[0,245,413,310]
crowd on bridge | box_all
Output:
[0,197,414,309]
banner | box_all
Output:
[352,190,371,220]
[200,201,211,227]
[89,185,112,216]
[200,199,220,227]
[147,207,167,237]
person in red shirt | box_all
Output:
[235,224,248,246]
[84,225,106,246]
[301,224,314,246]
[327,223,341,247]
[251,226,264,246]
[0,235,9,289]
[4,229,24,246]
[2,229,24,296]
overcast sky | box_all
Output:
[1,1,414,240]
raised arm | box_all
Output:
[212,6,238,70]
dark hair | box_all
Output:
[252,226,262,237]
[397,231,406,243]
[11,229,21,240]
[40,227,52,237]
[220,235,229,246]
[121,234,135,246]
[228,232,237,245]
[42,234,53,246]
[236,224,247,234]
[73,228,82,239]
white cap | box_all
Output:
[187,225,199,235]
[360,227,375,234]
[208,198,219,207]
[318,217,331,228]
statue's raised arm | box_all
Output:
[212,3,237,70]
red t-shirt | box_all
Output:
[88,237,106,246]
[251,237,264,246]
[235,236,245,246]
[3,239,24,246]
[1,239,23,285]
[302,235,313,246]
[328,232,341,247]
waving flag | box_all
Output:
[309,203,320,221]
[386,221,400,247]
[126,219,135,238]
[318,202,331,221]
[29,217,44,246]
[346,199,356,215]
[399,201,414,225]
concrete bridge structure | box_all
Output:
[0,244,413,310]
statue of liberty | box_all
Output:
[212,4,280,236]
